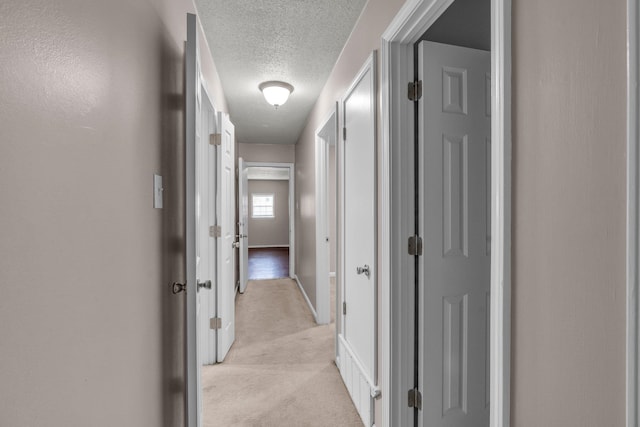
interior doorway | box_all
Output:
[315,105,338,326]
[381,0,511,425]
[237,161,295,287]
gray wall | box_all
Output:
[511,0,626,424]
[0,1,227,426]
[238,142,295,163]
[248,180,290,247]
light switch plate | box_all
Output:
[154,174,163,209]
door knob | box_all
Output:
[197,280,212,290]
[233,241,240,249]
[356,265,371,279]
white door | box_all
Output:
[185,12,202,427]
[341,54,376,382]
[238,157,249,293]
[215,111,236,362]
[199,90,217,365]
[418,41,490,427]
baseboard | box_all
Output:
[248,245,290,249]
[329,271,336,278]
[337,334,379,427]
[293,275,318,323]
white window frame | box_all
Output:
[251,193,275,219]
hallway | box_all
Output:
[201,278,360,426]
[248,248,289,280]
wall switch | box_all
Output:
[154,174,163,209]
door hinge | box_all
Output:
[209,133,221,146]
[343,302,347,315]
[408,235,423,256]
[408,388,422,410]
[210,317,222,330]
[343,127,347,141]
[210,225,221,238]
[408,80,423,101]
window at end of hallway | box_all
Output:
[252,193,275,218]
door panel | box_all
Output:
[199,91,217,365]
[418,41,490,427]
[342,57,376,382]
[216,112,236,362]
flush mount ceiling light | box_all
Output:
[259,81,294,108]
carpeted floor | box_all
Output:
[202,277,361,427]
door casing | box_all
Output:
[315,105,338,326]
[380,0,512,425]
[239,161,296,279]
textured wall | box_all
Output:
[0,1,226,426]
[248,180,290,247]
[511,0,627,425]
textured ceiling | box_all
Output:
[195,0,367,145]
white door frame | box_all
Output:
[185,13,200,427]
[380,1,511,426]
[315,105,338,326]
[241,161,296,277]
[627,0,639,425]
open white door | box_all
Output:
[185,12,202,427]
[238,157,249,293]
[418,41,491,427]
[215,111,236,362]
[338,52,378,426]
[199,88,218,365]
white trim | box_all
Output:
[247,245,290,249]
[489,2,512,425]
[380,1,511,426]
[338,335,381,397]
[315,106,338,325]
[243,161,295,278]
[185,13,199,427]
[628,0,639,425]
[294,274,318,322]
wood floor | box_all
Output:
[248,247,289,280]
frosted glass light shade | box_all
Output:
[259,81,294,107]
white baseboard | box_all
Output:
[248,245,290,249]
[329,271,336,278]
[293,275,318,323]
[337,334,379,427]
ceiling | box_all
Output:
[195,0,368,145]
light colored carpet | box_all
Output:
[202,278,361,427]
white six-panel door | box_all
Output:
[199,90,218,366]
[216,112,236,362]
[418,41,491,427]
